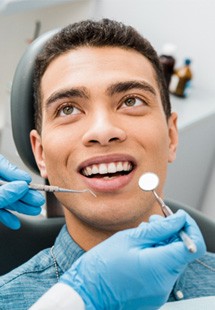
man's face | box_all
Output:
[31,46,178,236]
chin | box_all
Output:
[79,208,143,231]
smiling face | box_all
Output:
[30,46,178,249]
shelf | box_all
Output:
[170,88,215,130]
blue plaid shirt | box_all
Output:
[0,225,214,309]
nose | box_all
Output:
[82,113,127,146]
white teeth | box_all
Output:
[128,162,132,170]
[99,164,108,174]
[92,165,99,174]
[82,161,133,177]
[116,162,123,171]
[85,166,92,176]
[123,162,129,170]
[107,163,117,173]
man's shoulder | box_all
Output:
[0,248,52,284]
[185,252,215,281]
[192,251,215,271]
[179,252,215,298]
[0,247,57,309]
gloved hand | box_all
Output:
[0,154,45,229]
[60,210,206,310]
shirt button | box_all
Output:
[175,290,184,300]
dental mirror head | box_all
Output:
[138,172,159,192]
[138,172,197,254]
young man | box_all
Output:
[0,155,205,310]
[0,19,214,309]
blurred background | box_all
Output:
[0,0,214,217]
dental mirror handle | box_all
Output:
[153,190,197,253]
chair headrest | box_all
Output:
[10,29,58,174]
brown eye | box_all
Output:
[62,106,74,115]
[125,98,136,106]
[123,97,144,108]
[58,105,81,117]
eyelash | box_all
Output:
[55,94,147,117]
[120,95,147,109]
[56,102,81,117]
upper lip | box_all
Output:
[78,154,137,173]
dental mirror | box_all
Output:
[138,172,159,192]
[138,172,197,253]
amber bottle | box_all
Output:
[159,44,176,88]
[169,59,192,97]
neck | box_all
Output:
[65,211,113,250]
[64,202,164,251]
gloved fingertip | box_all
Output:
[0,181,29,203]
[37,194,46,206]
[12,180,28,186]
[28,206,42,216]
[21,189,45,207]
[175,209,187,218]
[1,215,21,230]
[0,155,32,183]
[30,191,46,206]
[10,221,21,230]
[19,172,32,184]
[149,214,164,222]
[9,180,29,194]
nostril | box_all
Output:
[109,137,120,142]
[87,137,122,145]
[82,126,127,146]
[89,140,100,144]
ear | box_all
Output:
[30,129,48,178]
[167,112,178,163]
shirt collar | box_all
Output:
[52,224,85,273]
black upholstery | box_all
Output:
[0,216,65,275]
[0,200,214,276]
[10,29,65,217]
[10,29,58,174]
[166,198,215,254]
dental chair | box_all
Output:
[0,30,215,276]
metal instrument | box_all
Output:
[138,172,196,253]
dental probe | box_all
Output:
[0,180,96,197]
[138,172,197,253]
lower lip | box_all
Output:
[81,169,135,193]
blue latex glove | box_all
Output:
[60,210,206,310]
[0,154,45,229]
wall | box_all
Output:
[165,111,215,215]
[94,0,215,92]
[0,0,96,124]
[0,0,96,182]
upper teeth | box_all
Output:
[82,161,132,176]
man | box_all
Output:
[0,155,206,310]
[0,19,214,309]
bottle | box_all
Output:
[159,43,176,88]
[169,58,192,97]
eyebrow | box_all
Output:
[44,87,89,107]
[44,80,156,107]
[106,80,157,97]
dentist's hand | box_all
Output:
[0,155,45,229]
[60,210,206,310]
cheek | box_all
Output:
[42,124,78,153]
[134,119,170,178]
[133,119,169,152]
[41,129,77,173]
